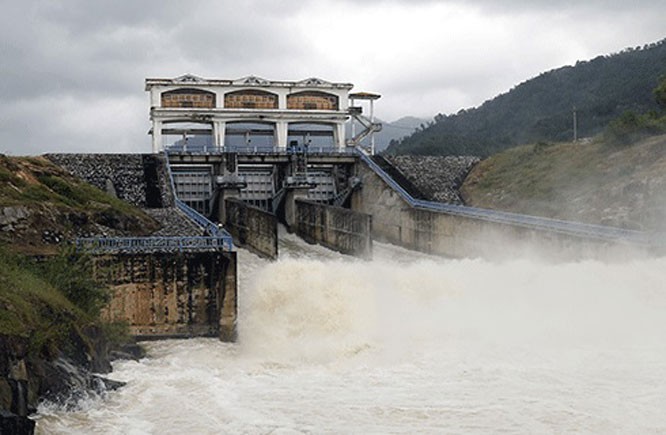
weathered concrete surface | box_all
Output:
[353,160,643,260]
[225,198,278,259]
[95,251,237,341]
[295,199,372,259]
[284,187,310,230]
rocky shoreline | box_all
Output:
[0,330,144,434]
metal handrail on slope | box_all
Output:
[355,148,650,245]
[75,154,234,254]
[164,151,234,248]
[76,236,230,253]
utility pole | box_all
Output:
[573,106,578,143]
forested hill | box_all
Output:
[386,38,666,157]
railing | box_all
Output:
[355,148,651,245]
[75,153,234,254]
[165,151,234,245]
[76,237,231,253]
[166,146,357,155]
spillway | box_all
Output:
[35,234,666,433]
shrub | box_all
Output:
[604,110,666,146]
[24,248,110,318]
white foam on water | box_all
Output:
[36,237,666,434]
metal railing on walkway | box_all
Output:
[355,148,651,246]
[76,236,231,253]
[76,153,234,254]
[165,145,357,155]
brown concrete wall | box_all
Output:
[95,251,237,341]
[295,199,372,259]
[353,161,640,260]
[225,198,278,259]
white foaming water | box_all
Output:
[36,235,666,434]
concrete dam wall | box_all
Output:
[47,153,238,341]
[353,155,647,260]
[95,251,237,340]
[295,199,372,259]
[225,198,278,260]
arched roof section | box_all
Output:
[161,88,216,108]
[224,89,278,109]
[287,91,339,110]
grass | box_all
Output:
[0,156,149,219]
[0,244,132,358]
[461,133,666,229]
[0,246,80,355]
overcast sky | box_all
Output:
[1,0,664,155]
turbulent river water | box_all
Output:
[36,234,666,434]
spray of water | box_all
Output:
[35,236,666,433]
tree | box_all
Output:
[655,76,666,109]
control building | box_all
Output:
[146,74,380,153]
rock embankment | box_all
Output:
[0,328,138,434]
[45,154,206,238]
[144,208,203,237]
[45,154,173,208]
[385,155,480,204]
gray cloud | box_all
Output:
[0,0,664,154]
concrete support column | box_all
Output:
[278,93,288,110]
[284,187,310,231]
[151,89,161,108]
[276,121,288,149]
[213,120,226,151]
[216,188,241,226]
[219,252,238,342]
[334,122,345,150]
[152,119,163,153]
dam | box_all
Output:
[28,75,666,433]
[40,74,658,344]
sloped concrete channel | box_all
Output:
[354,152,658,259]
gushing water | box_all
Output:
[36,235,666,433]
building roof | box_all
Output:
[145,74,354,91]
[349,92,381,100]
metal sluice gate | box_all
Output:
[170,165,340,213]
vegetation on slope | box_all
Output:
[0,155,158,255]
[0,247,117,354]
[460,133,666,231]
[0,157,157,418]
[387,38,666,157]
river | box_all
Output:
[36,234,666,433]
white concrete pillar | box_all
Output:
[370,99,375,155]
[152,119,163,153]
[334,122,345,150]
[276,121,288,149]
[213,120,226,150]
[278,91,288,110]
[151,88,161,108]
[350,97,356,140]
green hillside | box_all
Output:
[460,134,666,231]
[387,38,666,157]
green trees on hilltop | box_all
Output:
[655,76,666,109]
[604,76,666,145]
[387,38,666,157]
